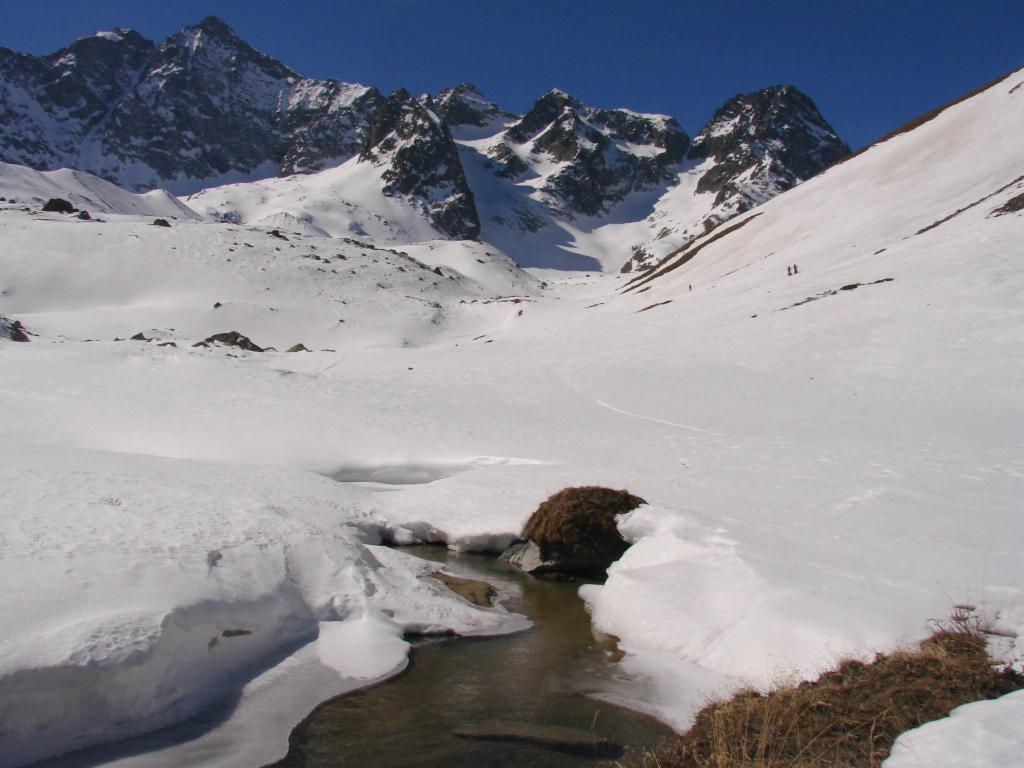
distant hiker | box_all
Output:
[689,284,692,291]
[787,266,792,276]
[793,263,799,274]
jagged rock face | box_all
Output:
[433,83,511,129]
[0,17,382,191]
[1,20,850,262]
[361,91,481,239]
[620,85,849,274]
[689,85,849,214]
[0,29,153,170]
[494,89,689,216]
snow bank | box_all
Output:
[0,444,525,767]
[883,690,1024,768]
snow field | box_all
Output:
[0,67,1022,767]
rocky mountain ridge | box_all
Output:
[0,16,849,263]
[0,18,382,187]
[492,89,689,216]
[621,85,850,272]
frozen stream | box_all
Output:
[269,546,674,767]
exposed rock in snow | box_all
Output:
[361,89,481,239]
[495,89,689,217]
[690,85,849,214]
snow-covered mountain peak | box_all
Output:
[1,23,849,271]
[165,15,294,81]
[485,88,689,217]
[81,28,145,46]
[0,17,384,193]
[689,84,849,196]
[620,84,850,273]
[433,83,513,134]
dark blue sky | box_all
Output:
[2,0,1021,149]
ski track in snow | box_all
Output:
[594,398,729,438]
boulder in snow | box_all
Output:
[42,197,75,214]
[195,331,264,352]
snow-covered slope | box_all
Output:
[578,66,1024,723]
[0,197,537,766]
[1,66,1021,768]
[0,161,199,219]
[188,89,480,241]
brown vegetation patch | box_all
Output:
[522,486,646,568]
[638,300,674,313]
[649,630,1024,768]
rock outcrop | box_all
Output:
[621,85,850,272]
[491,89,689,217]
[689,85,850,217]
[361,90,480,239]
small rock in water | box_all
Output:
[430,571,496,607]
[499,540,547,573]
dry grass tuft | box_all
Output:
[522,486,645,566]
[647,627,1023,768]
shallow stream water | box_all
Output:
[269,546,673,767]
